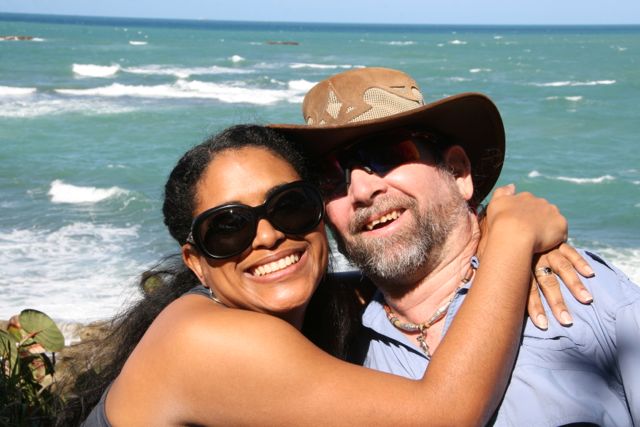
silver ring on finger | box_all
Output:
[534,266,553,276]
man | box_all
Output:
[271,67,639,426]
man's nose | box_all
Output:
[347,166,387,206]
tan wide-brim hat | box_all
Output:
[270,67,505,204]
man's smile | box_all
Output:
[365,209,403,231]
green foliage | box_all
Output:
[0,309,65,426]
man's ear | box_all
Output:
[182,244,207,287]
[443,145,473,201]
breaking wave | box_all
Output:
[290,63,355,70]
[55,79,308,105]
[528,170,616,184]
[532,80,616,87]
[48,180,130,204]
[122,64,253,78]
[0,85,36,96]
[73,63,121,78]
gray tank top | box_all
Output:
[81,285,210,426]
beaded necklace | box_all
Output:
[383,256,478,358]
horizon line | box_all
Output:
[1,11,639,27]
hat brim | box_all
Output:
[270,92,505,204]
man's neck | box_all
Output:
[378,211,480,349]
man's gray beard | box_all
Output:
[335,176,468,290]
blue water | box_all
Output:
[1,13,638,323]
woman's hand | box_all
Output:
[478,185,595,329]
[528,244,594,329]
[483,184,567,254]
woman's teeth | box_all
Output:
[252,254,300,277]
[366,210,401,231]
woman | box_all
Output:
[78,124,575,426]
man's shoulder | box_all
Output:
[575,248,640,308]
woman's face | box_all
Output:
[183,146,328,328]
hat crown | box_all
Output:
[302,68,426,126]
[270,67,505,204]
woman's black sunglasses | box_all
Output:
[186,181,324,260]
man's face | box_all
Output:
[321,136,469,288]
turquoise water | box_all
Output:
[1,14,638,323]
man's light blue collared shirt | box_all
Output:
[356,250,640,426]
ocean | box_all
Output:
[1,13,638,326]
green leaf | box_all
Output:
[18,310,64,352]
[7,322,24,341]
[141,274,163,295]
[0,330,18,372]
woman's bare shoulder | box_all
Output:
[107,295,308,422]
[140,294,306,366]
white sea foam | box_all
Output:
[527,170,615,184]
[494,35,503,40]
[48,180,129,204]
[556,175,615,184]
[469,68,491,73]
[585,246,640,285]
[229,55,245,62]
[55,80,307,105]
[73,63,121,78]
[122,64,252,78]
[0,223,146,323]
[289,63,353,69]
[533,80,616,87]
[0,85,36,96]
[546,96,584,102]
[447,77,471,82]
[385,41,416,46]
[449,39,467,45]
[288,79,316,92]
[129,40,147,46]
[0,96,137,118]
[0,36,45,42]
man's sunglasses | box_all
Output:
[186,181,324,260]
[317,129,446,199]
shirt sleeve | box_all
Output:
[616,283,640,424]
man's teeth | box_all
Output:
[252,254,300,277]
[366,210,401,231]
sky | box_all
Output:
[1,0,639,25]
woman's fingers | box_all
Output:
[544,245,594,304]
[526,276,549,330]
[491,183,516,199]
[528,247,595,329]
[533,254,574,327]
[558,242,595,278]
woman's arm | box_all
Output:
[106,188,566,426]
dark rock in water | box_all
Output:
[265,40,300,45]
[0,35,35,41]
